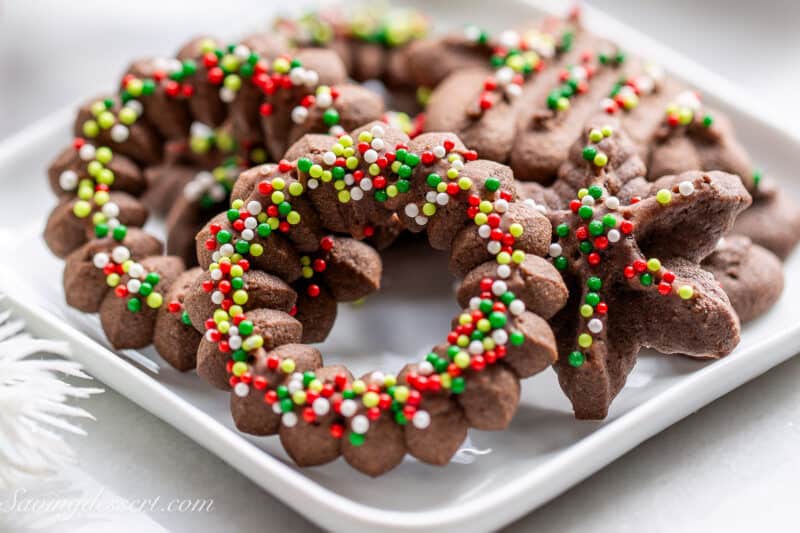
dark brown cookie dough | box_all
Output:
[320,237,382,302]
[702,235,784,322]
[153,267,204,371]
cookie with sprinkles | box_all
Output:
[545,170,750,418]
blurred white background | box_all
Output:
[1,1,799,531]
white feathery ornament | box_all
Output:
[0,301,102,488]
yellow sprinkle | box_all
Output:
[647,258,661,272]
[280,358,295,374]
[292,390,307,405]
[509,223,524,237]
[232,362,248,377]
[352,379,366,395]
[393,385,409,402]
[578,333,593,348]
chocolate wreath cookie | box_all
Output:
[177,122,567,475]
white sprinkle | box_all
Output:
[432,145,446,158]
[322,151,337,165]
[211,291,224,305]
[246,200,262,215]
[496,264,511,279]
[126,100,143,116]
[588,318,603,334]
[316,92,332,108]
[436,192,450,206]
[126,279,141,294]
[370,124,385,137]
[210,269,223,280]
[350,187,364,201]
[412,410,431,430]
[92,253,109,269]
[110,124,129,143]
[509,299,526,316]
[607,229,621,243]
[360,177,373,191]
[468,340,484,355]
[59,170,78,191]
[241,229,254,241]
[418,361,434,375]
[505,83,522,99]
[549,243,563,257]
[371,138,385,151]
[234,382,250,397]
[303,69,319,87]
[370,371,385,385]
[414,215,429,226]
[487,241,502,255]
[291,106,308,124]
[111,246,130,263]
[425,191,437,203]
[289,67,306,85]
[492,329,509,345]
[364,149,378,164]
[679,180,695,196]
[272,402,283,415]
[469,297,482,310]
[228,336,242,350]
[492,280,508,296]
[496,66,514,86]
[102,202,119,218]
[287,379,303,394]
[478,224,491,239]
[605,196,620,210]
[340,399,358,417]
[581,195,595,206]
[244,217,258,229]
[219,87,235,103]
[351,415,370,434]
[281,412,298,428]
[404,204,419,218]
[307,179,319,190]
[344,173,355,186]
[79,144,96,161]
[128,262,144,279]
[494,199,509,213]
[312,397,330,416]
[219,243,234,257]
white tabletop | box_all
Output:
[1,1,798,531]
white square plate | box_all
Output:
[1,1,798,531]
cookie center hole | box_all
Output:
[315,234,458,375]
